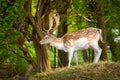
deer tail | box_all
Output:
[99,29,104,43]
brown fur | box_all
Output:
[62,28,99,47]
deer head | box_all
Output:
[40,13,60,44]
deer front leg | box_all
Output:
[68,51,74,67]
[74,51,78,65]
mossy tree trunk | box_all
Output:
[23,0,51,72]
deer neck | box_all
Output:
[50,35,64,50]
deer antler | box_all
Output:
[53,13,60,30]
[41,13,60,34]
[48,13,60,33]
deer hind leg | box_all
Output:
[73,51,78,65]
[68,50,74,67]
[90,42,102,63]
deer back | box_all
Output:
[62,28,100,47]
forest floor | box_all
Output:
[29,61,120,80]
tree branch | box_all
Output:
[69,10,97,23]
[13,24,34,41]
[77,13,97,23]
[17,35,38,72]
[24,0,35,27]
[16,65,33,80]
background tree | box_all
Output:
[55,0,71,67]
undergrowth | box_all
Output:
[29,61,120,80]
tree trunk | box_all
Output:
[33,36,51,72]
[24,0,51,72]
[95,2,107,60]
[33,0,51,72]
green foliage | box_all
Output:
[0,0,29,75]
[111,42,120,61]
[72,0,87,12]
[32,0,38,16]
[67,0,94,33]
[104,0,120,61]
[0,0,25,27]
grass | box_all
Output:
[49,48,112,67]
[29,61,120,80]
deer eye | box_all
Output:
[45,35,49,39]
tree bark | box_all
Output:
[95,2,107,60]
[33,36,51,72]
[33,0,51,72]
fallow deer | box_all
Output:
[40,13,103,67]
